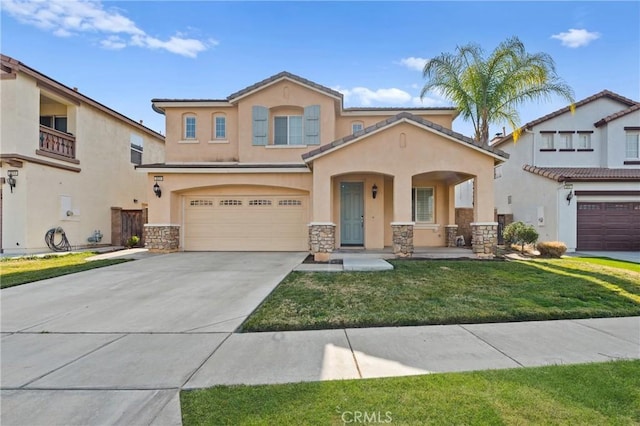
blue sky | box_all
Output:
[2,1,639,138]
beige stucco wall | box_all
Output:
[164,107,238,163]
[335,113,453,137]
[145,172,313,226]
[311,121,497,228]
[1,71,165,254]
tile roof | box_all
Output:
[523,165,640,182]
[594,103,640,127]
[302,112,508,162]
[493,90,639,147]
[227,71,343,101]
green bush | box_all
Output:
[537,241,567,258]
[502,221,539,252]
[125,235,140,248]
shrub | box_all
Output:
[125,235,140,248]
[502,221,539,252]
[537,241,567,258]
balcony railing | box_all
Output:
[39,125,76,159]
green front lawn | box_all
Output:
[0,252,130,289]
[242,258,640,332]
[181,360,640,425]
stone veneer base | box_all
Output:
[144,225,180,252]
[470,222,498,257]
[391,224,414,258]
[309,223,335,262]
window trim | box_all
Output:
[183,114,197,140]
[411,187,435,223]
[625,131,640,159]
[213,114,227,140]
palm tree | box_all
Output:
[421,36,574,143]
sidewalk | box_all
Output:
[2,316,638,425]
[184,316,640,388]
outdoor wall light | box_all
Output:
[566,190,573,205]
[7,170,18,193]
[153,182,162,198]
[372,183,378,199]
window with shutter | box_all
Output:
[252,106,268,145]
[304,105,320,145]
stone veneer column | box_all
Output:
[308,223,335,262]
[144,224,180,252]
[391,223,414,258]
[470,222,498,258]
[445,225,458,247]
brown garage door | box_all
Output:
[577,202,640,250]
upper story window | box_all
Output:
[274,115,303,145]
[130,134,143,165]
[494,165,503,179]
[626,130,640,159]
[252,105,320,146]
[559,132,573,149]
[184,114,196,140]
[214,114,226,139]
[40,116,68,133]
[577,132,592,149]
[411,187,434,223]
[352,121,364,134]
[540,132,555,149]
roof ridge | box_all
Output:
[303,111,508,162]
[227,71,343,101]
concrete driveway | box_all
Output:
[1,252,306,425]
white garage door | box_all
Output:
[184,194,309,251]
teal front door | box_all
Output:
[340,182,364,246]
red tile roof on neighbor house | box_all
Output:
[594,103,640,127]
[523,165,640,182]
[493,90,639,147]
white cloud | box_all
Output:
[2,0,213,57]
[398,57,429,72]
[334,85,450,108]
[551,28,600,48]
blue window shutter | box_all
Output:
[304,105,320,145]
[252,106,268,146]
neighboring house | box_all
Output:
[140,72,507,259]
[493,90,640,252]
[0,54,165,255]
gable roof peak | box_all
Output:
[227,71,343,101]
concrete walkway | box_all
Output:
[1,251,638,425]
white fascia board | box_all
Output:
[341,109,455,117]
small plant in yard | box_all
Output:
[125,235,140,248]
[537,241,567,258]
[503,221,539,252]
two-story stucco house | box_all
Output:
[493,90,640,252]
[140,72,507,259]
[0,54,165,255]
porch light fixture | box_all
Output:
[372,183,378,199]
[153,182,162,198]
[566,190,573,205]
[7,170,18,193]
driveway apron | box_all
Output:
[1,252,306,425]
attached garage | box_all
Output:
[577,202,640,251]
[183,191,309,251]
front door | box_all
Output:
[340,182,364,246]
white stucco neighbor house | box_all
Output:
[0,54,165,254]
[492,90,640,252]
